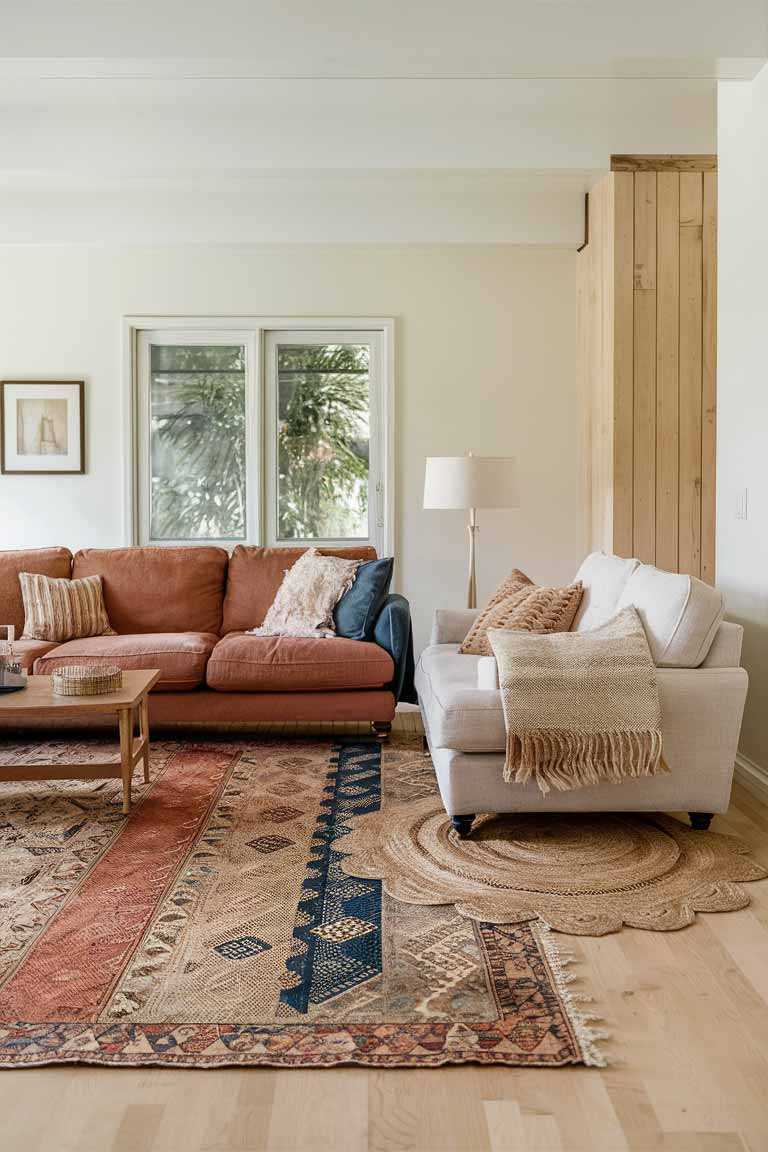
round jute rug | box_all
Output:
[336,799,767,935]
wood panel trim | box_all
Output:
[611,155,717,172]
[633,288,657,562]
[680,171,704,228]
[612,171,634,558]
[579,167,716,579]
[678,195,704,578]
[633,172,657,289]
[632,174,657,562]
[601,178,615,554]
[701,171,717,584]
[655,171,680,573]
[577,175,615,554]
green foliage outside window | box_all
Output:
[149,342,370,542]
[277,343,369,540]
[150,345,246,540]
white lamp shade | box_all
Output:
[423,455,519,510]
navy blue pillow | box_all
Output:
[334,557,394,641]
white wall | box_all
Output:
[718,64,768,767]
[0,173,590,247]
[0,244,582,652]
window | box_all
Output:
[133,322,392,553]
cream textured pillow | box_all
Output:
[249,548,361,638]
[459,571,583,656]
[20,572,115,642]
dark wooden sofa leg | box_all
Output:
[422,734,430,754]
[689,812,714,831]
[451,814,475,838]
[372,721,392,741]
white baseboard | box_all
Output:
[734,752,768,804]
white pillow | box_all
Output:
[477,655,500,690]
[571,552,640,631]
[249,548,360,638]
[615,564,724,667]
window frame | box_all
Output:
[264,328,383,550]
[136,327,259,550]
[124,317,394,556]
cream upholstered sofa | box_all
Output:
[416,554,748,836]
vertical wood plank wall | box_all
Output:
[578,157,717,582]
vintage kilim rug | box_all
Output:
[0,735,606,1068]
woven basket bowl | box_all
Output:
[52,665,123,696]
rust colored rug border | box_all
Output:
[0,747,236,1023]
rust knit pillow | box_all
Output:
[458,569,534,655]
[459,572,583,656]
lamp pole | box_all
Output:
[467,504,478,609]
[466,451,478,609]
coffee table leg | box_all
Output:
[118,707,133,815]
[140,695,150,783]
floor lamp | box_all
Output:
[423,454,519,609]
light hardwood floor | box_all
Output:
[2,715,768,1152]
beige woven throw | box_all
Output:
[489,607,665,795]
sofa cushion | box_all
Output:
[222,546,377,635]
[34,632,219,691]
[572,552,640,631]
[13,638,60,671]
[615,565,725,667]
[206,632,394,692]
[0,547,72,635]
[415,643,507,753]
[73,547,228,635]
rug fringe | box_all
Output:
[534,922,609,1068]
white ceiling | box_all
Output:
[1,1,765,244]
[2,1,766,77]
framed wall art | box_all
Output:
[1,381,85,474]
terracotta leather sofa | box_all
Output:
[0,545,415,731]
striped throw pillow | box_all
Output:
[19,572,115,642]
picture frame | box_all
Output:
[1,380,85,474]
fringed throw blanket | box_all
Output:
[488,607,665,795]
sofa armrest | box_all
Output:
[656,666,748,807]
[373,593,417,704]
[430,608,480,647]
[700,621,744,668]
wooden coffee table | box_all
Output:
[0,669,161,814]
